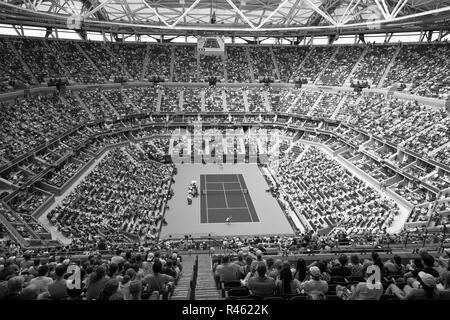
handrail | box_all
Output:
[188,255,199,300]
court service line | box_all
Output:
[203,189,247,192]
[222,183,229,208]
[236,174,253,223]
[208,207,249,210]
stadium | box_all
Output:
[0,0,449,304]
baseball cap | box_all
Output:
[309,266,321,278]
[418,272,436,288]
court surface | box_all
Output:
[159,164,294,238]
[200,174,259,223]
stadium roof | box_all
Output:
[1,0,450,37]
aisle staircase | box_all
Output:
[171,255,197,300]
[141,44,151,81]
[7,40,38,85]
[344,45,369,85]
[378,45,401,88]
[269,47,281,80]
[314,46,339,85]
[243,90,250,112]
[171,254,221,300]
[245,47,256,83]
[194,255,221,300]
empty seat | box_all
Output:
[227,287,250,297]
[263,296,284,301]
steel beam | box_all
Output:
[390,0,409,18]
[141,0,202,28]
[304,0,338,26]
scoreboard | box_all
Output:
[197,36,225,57]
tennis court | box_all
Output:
[200,174,259,223]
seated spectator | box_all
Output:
[0,263,19,281]
[386,271,440,300]
[20,252,34,271]
[215,255,240,283]
[363,252,385,277]
[2,276,24,300]
[108,263,119,280]
[275,266,301,295]
[346,269,383,300]
[85,266,109,300]
[239,256,253,280]
[268,259,282,280]
[29,265,53,294]
[118,268,136,300]
[162,260,178,280]
[384,255,405,277]
[129,280,147,300]
[405,254,439,279]
[20,284,40,300]
[438,249,450,270]
[349,254,363,278]
[247,262,276,297]
[300,266,328,296]
[236,252,246,267]
[97,279,120,300]
[111,250,124,265]
[293,258,307,282]
[265,258,275,278]
[330,254,351,278]
[438,271,450,300]
[315,261,331,282]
